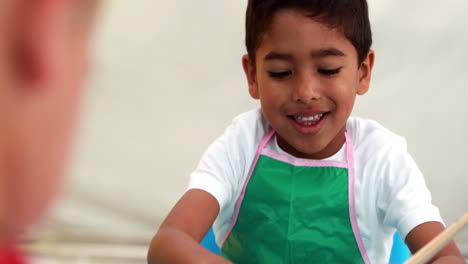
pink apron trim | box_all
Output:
[346,133,371,264]
[220,130,275,245]
[261,148,347,168]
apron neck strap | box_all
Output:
[259,129,275,151]
[345,132,354,169]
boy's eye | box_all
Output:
[318,67,342,76]
[268,71,292,79]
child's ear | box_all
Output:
[356,50,375,95]
[242,54,259,99]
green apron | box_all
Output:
[220,130,369,263]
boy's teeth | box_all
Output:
[295,113,323,121]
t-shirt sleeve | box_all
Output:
[187,132,236,209]
[186,110,263,211]
[375,137,443,240]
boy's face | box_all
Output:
[243,9,374,159]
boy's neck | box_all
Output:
[276,128,346,160]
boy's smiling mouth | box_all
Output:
[286,112,329,133]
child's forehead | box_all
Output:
[260,9,351,51]
[267,9,340,35]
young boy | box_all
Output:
[0,0,98,262]
[148,1,465,263]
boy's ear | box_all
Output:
[356,50,375,95]
[15,0,70,92]
[242,54,259,99]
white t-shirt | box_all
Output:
[188,108,443,263]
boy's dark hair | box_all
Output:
[245,0,372,65]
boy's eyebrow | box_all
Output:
[263,52,293,61]
[313,48,346,58]
[263,48,345,62]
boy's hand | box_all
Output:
[406,222,466,264]
[431,256,467,264]
[148,189,232,264]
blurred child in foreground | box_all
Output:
[0,0,98,262]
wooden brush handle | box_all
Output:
[404,212,468,264]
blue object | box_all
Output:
[389,232,411,263]
[201,228,410,263]
[201,227,220,255]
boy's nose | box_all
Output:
[292,76,321,104]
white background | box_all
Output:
[48,0,467,250]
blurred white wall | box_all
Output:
[49,0,467,248]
